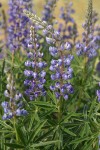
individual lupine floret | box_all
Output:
[1,72,27,120]
[42,0,58,24]
[97,95,100,102]
[24,26,47,100]
[75,42,84,56]
[7,0,33,51]
[96,83,100,102]
[24,10,74,100]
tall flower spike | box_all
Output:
[86,0,93,34]
[46,29,74,100]
[0,3,4,41]
[42,0,58,24]
[0,3,2,31]
[0,2,6,58]
[0,3,3,51]
[7,0,33,51]
[49,46,74,100]
[1,71,27,120]
[24,26,47,100]
[76,0,99,58]
[58,2,78,45]
[24,11,74,100]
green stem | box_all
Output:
[82,55,88,85]
[13,117,19,142]
[58,99,62,122]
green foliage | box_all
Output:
[0,47,100,149]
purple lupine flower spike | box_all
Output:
[7,0,33,51]
[1,72,27,120]
[24,26,47,100]
[42,0,58,24]
[58,2,78,44]
[43,27,74,100]
[76,1,100,59]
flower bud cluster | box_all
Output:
[24,10,48,29]
[1,72,27,120]
[24,26,47,100]
[7,0,33,51]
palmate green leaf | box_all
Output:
[88,98,97,117]
[30,140,60,148]
[16,126,28,146]
[35,128,55,142]
[4,143,24,149]
[73,54,81,65]
[1,133,15,139]
[47,91,57,105]
[70,136,90,145]
[47,115,57,126]
[28,114,35,132]
[79,122,91,137]
[61,113,81,124]
[33,120,47,139]
[0,130,13,133]
[89,118,99,129]
[61,127,76,137]
[72,142,79,150]
[81,138,96,150]
[41,109,56,119]
[84,91,91,99]
[70,133,98,146]
[92,75,100,82]
[27,120,47,144]
[0,120,13,129]
[30,101,56,109]
[5,55,26,72]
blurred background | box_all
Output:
[0,0,100,37]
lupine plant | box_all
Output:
[0,0,100,150]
